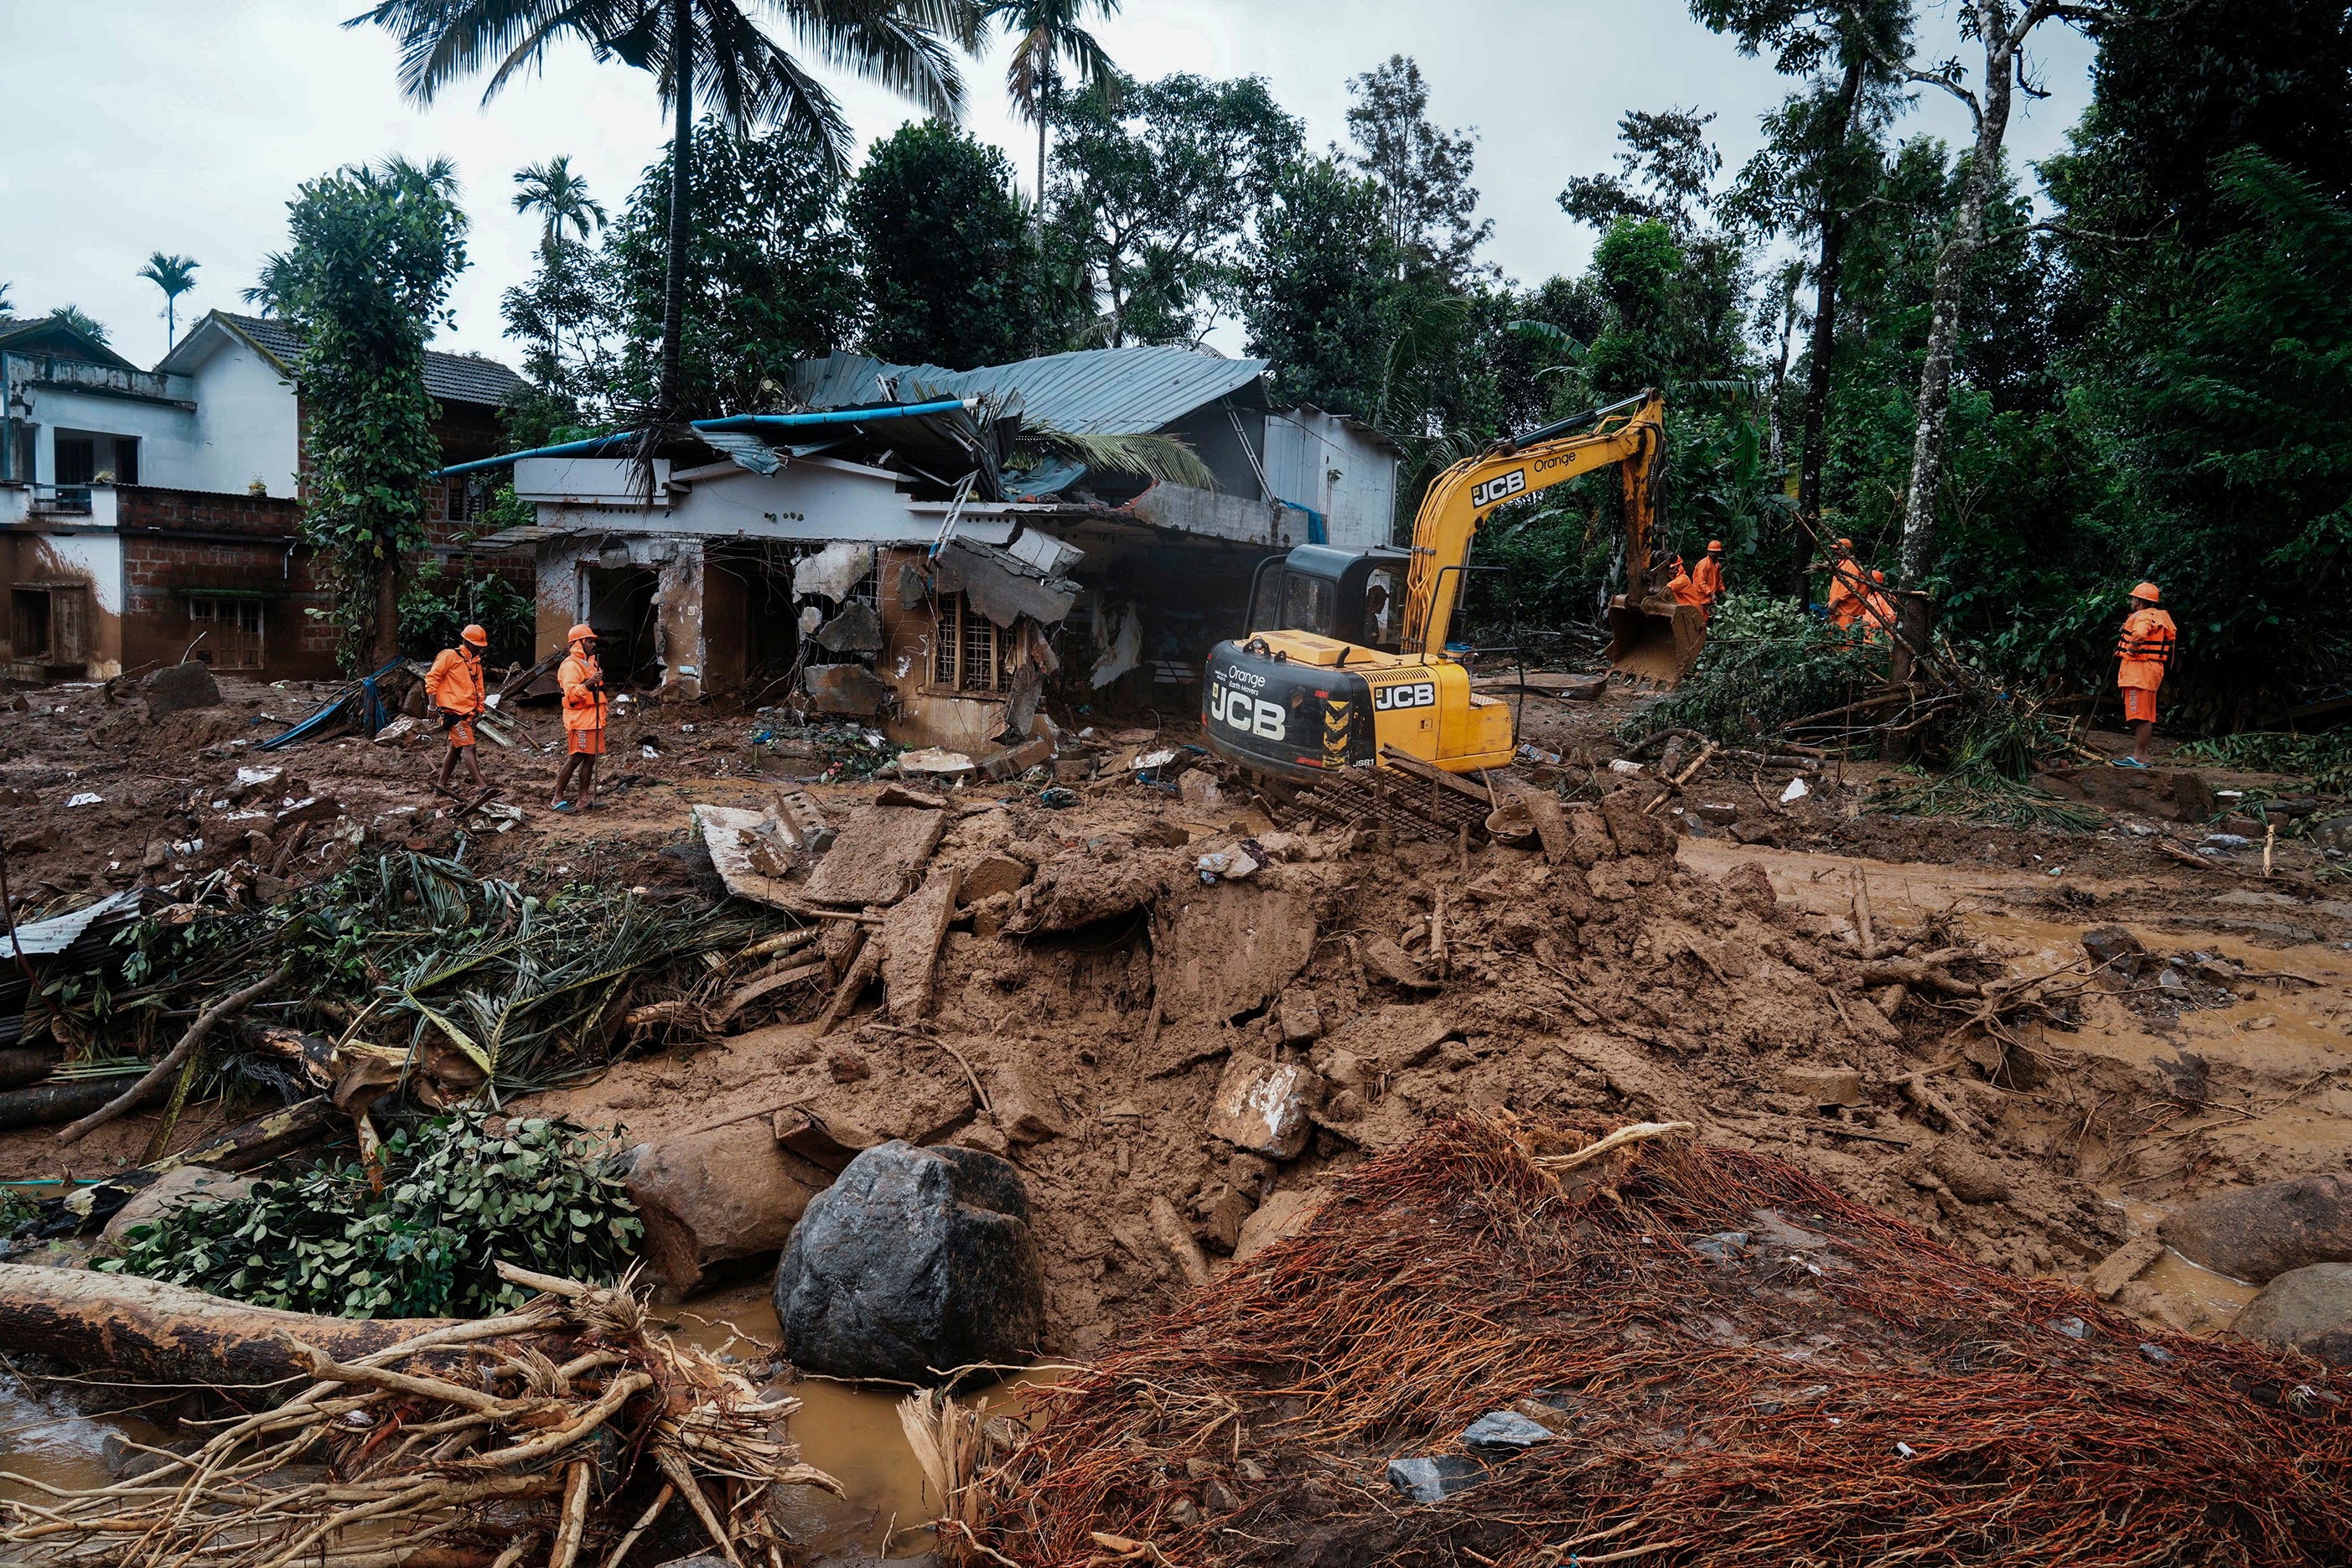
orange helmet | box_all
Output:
[567,623,597,644]
[1707,539,1723,552]
[460,624,489,647]
[2130,581,2160,603]
[1835,537,1853,551]
[1870,570,1886,584]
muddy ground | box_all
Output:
[3,673,2348,1358]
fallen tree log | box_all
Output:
[0,1047,62,1090]
[1857,959,1982,997]
[0,1075,125,1131]
[0,1262,463,1385]
[42,1095,334,1236]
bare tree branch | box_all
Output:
[1839,3,1981,127]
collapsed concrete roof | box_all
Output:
[789,345,1270,436]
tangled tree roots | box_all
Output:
[983,1115,2352,1567]
[0,1264,838,1568]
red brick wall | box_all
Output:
[117,487,339,681]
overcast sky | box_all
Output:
[1,2,2096,370]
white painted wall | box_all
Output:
[180,339,301,496]
[530,459,1008,546]
[1264,411,1401,549]
[21,386,200,487]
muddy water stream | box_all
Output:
[0,1280,1051,1562]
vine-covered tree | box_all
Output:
[266,157,469,668]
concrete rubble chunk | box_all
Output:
[1277,989,1324,1046]
[1360,936,1438,991]
[2231,1262,2352,1367]
[802,662,890,716]
[933,536,1079,628]
[2087,1236,2165,1300]
[774,1141,1044,1384]
[1779,1066,1865,1108]
[880,865,962,1022]
[958,853,1034,906]
[693,804,802,907]
[802,803,951,908]
[2159,1174,2352,1284]
[987,1059,1067,1145]
[1206,1054,1320,1162]
[625,1121,834,1296]
[814,600,883,653]
[142,661,221,720]
[1386,1455,1484,1505]
[1233,1186,1327,1264]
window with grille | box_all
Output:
[931,593,1008,692]
[188,598,265,670]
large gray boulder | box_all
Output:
[2233,1263,2352,1367]
[774,1141,1041,1384]
[2159,1174,2352,1283]
[142,661,220,720]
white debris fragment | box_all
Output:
[1779,777,1811,805]
[65,792,104,808]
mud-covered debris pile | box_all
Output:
[982,1115,2352,1568]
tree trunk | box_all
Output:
[371,532,402,668]
[0,1262,463,1387]
[1790,51,1868,605]
[1897,12,2019,588]
[0,1077,122,1131]
[657,0,694,422]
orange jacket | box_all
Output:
[559,651,607,732]
[1692,555,1726,605]
[1826,563,1868,629]
[2116,608,2176,691]
[424,647,485,717]
[1859,592,1898,642]
[1667,566,1708,609]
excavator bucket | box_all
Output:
[1606,600,1709,686]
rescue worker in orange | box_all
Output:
[552,624,608,812]
[1858,569,1899,645]
[424,624,490,794]
[1666,555,1709,612]
[2112,581,2176,768]
[1823,537,1868,630]
[1691,539,1728,616]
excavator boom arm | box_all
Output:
[1401,390,1664,657]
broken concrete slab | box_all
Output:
[792,541,876,603]
[958,853,1034,906]
[2087,1236,2165,1300]
[803,662,890,716]
[1150,881,1318,1026]
[1206,1054,1320,1161]
[879,865,961,1022]
[693,804,803,908]
[932,536,1079,629]
[802,803,951,908]
[814,600,884,654]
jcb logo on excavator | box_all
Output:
[1209,681,1286,741]
[1372,681,1437,712]
[1471,468,1526,509]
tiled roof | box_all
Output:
[206,313,526,409]
[788,344,1269,435]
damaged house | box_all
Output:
[469,344,1399,753]
[2,311,521,683]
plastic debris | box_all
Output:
[1386,1455,1485,1504]
[1780,777,1811,805]
[65,793,103,808]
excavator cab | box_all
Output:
[1242,546,1412,652]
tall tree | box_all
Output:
[1046,72,1302,345]
[1840,0,2134,587]
[605,117,863,417]
[1699,0,1908,599]
[1241,157,1403,417]
[983,0,1120,247]
[347,0,978,425]
[1344,55,1494,285]
[137,253,201,350]
[850,121,1035,368]
[43,306,111,344]
[267,157,469,668]
[512,156,607,250]
[1560,107,1724,237]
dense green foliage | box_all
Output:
[101,1112,640,1318]
[1631,591,1879,742]
[850,122,1038,368]
[264,158,469,669]
[397,560,536,668]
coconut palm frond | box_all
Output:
[1023,427,1214,489]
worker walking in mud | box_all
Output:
[2112,581,2176,768]
[424,624,490,794]
[552,624,607,811]
[1692,539,1728,618]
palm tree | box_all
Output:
[348,0,981,422]
[138,253,201,349]
[985,0,1120,243]
[513,156,607,253]
[0,281,14,318]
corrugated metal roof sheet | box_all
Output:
[789,345,1268,436]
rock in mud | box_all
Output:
[1462,1410,1554,1452]
[986,1060,1066,1145]
[1721,861,1778,916]
[774,1141,1043,1384]
[2159,1174,2352,1284]
[1206,1054,1321,1161]
[99,1166,251,1249]
[627,1122,834,1296]
[1386,1454,1484,1504]
[2080,924,2146,975]
[142,661,220,720]
[1780,1066,1864,1108]
[1598,789,1669,857]
[1233,1187,1328,1264]
[2231,1263,2352,1367]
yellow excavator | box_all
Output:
[1200,389,1704,780]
